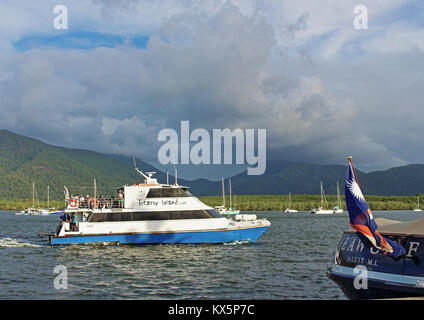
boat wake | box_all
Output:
[223,240,251,246]
[0,237,41,248]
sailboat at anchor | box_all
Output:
[215,178,240,215]
[310,181,334,214]
[333,181,344,213]
[15,183,61,216]
[284,192,298,213]
[414,196,423,212]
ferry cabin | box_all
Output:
[60,183,225,233]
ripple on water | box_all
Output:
[5,210,417,299]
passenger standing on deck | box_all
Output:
[118,190,124,208]
[80,195,85,208]
[70,213,75,231]
[72,213,78,231]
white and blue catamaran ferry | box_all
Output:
[45,167,270,245]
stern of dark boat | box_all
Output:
[327,217,424,299]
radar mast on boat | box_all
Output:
[133,157,158,184]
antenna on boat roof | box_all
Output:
[174,164,178,186]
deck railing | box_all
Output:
[67,197,125,209]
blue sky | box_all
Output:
[14,32,149,51]
[0,0,423,179]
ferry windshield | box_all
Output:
[147,187,190,198]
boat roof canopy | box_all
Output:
[375,217,424,236]
[345,217,424,236]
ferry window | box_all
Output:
[207,209,222,218]
[175,188,190,197]
[183,211,194,219]
[161,188,174,197]
[110,213,121,221]
[146,187,190,198]
[121,212,133,221]
[144,212,163,220]
[133,212,146,221]
[169,211,184,219]
[91,210,219,222]
[90,212,107,222]
[192,210,207,219]
[146,188,162,198]
[156,212,169,220]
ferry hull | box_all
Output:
[50,226,269,245]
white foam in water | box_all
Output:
[0,237,41,248]
[223,240,250,246]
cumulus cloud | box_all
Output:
[0,0,422,176]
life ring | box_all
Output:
[70,199,78,208]
[91,198,100,208]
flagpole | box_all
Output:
[346,156,360,186]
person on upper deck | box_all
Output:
[118,190,124,208]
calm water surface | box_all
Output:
[0,210,420,299]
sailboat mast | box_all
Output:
[337,181,341,207]
[34,182,40,208]
[47,185,49,209]
[221,177,225,207]
[321,181,329,209]
[229,179,232,209]
[32,181,35,208]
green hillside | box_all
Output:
[0,130,424,200]
[0,130,143,200]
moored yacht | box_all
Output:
[15,183,60,216]
[413,197,422,212]
[44,168,270,245]
[311,181,333,214]
[284,192,298,213]
[215,178,240,215]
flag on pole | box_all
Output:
[345,157,405,259]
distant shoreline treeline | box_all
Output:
[199,194,423,211]
[0,194,422,211]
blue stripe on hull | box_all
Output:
[51,226,269,245]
